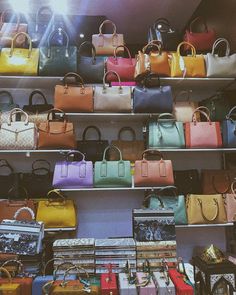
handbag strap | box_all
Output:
[197,197,219,222]
[142,41,162,54]
[231,180,236,196]
[7,186,29,200]
[177,42,196,57]
[118,127,136,141]
[99,19,117,36]
[53,261,75,280]
[0,267,12,283]
[47,28,70,58]
[0,91,14,105]
[47,108,66,121]
[47,189,66,203]
[13,206,35,220]
[1,260,24,277]
[0,159,14,175]
[78,41,97,60]
[82,125,102,141]
[8,108,29,125]
[153,18,172,32]
[192,109,211,123]
[10,32,32,58]
[113,45,133,63]
[142,149,163,160]
[103,145,123,161]
[211,38,230,56]
[212,173,231,194]
[103,71,122,89]
[174,90,192,103]
[28,90,49,106]
[65,150,85,162]
[42,257,64,276]
[226,106,236,120]
[35,5,54,32]
[0,9,20,30]
[189,16,208,33]
[62,266,90,289]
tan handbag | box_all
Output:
[186,194,227,224]
[38,108,76,149]
[224,180,236,222]
[92,19,124,55]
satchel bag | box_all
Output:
[110,127,144,162]
[54,72,93,112]
[186,194,227,224]
[170,42,206,77]
[0,91,19,125]
[147,113,185,148]
[94,145,132,188]
[38,108,76,149]
[77,125,109,163]
[0,32,39,76]
[0,159,19,199]
[224,180,236,222]
[94,71,132,112]
[52,150,93,189]
[223,106,236,147]
[0,108,37,150]
[174,169,201,194]
[0,267,21,294]
[92,19,124,55]
[206,38,236,78]
[134,149,174,187]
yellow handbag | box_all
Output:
[0,32,39,76]
[170,42,206,77]
[0,267,21,295]
[186,194,227,224]
[36,190,77,229]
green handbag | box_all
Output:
[94,145,132,188]
[148,113,185,148]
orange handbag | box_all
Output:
[0,267,21,295]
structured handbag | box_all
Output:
[224,180,236,222]
[77,125,109,163]
[0,32,39,76]
[0,267,21,294]
[77,41,105,83]
[206,38,236,78]
[174,169,201,194]
[0,108,37,150]
[92,19,124,55]
[170,42,206,77]
[223,106,236,147]
[186,194,227,224]
[54,72,93,112]
[52,150,93,189]
[0,90,19,124]
[94,145,132,188]
[38,108,76,149]
[94,71,132,112]
[39,28,77,76]
[110,127,144,161]
[0,159,19,199]
[134,149,174,187]
[147,113,185,148]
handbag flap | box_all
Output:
[38,121,74,134]
[1,122,35,133]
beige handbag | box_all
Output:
[94,71,132,112]
[0,108,37,150]
[186,194,227,224]
[224,180,236,222]
[206,38,236,78]
[92,20,124,55]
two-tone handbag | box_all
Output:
[223,106,236,147]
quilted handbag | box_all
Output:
[0,267,21,294]
[223,106,236,147]
[0,90,19,125]
[174,169,201,194]
[224,180,236,222]
[0,159,19,199]
[94,145,132,188]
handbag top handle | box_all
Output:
[32,159,51,171]
[118,127,136,141]
[47,28,70,58]
[0,159,14,175]
[7,186,29,201]
[8,107,29,125]
[0,90,14,105]
[103,70,122,90]
[0,267,13,283]
[99,19,117,36]
[157,113,176,122]
[10,32,32,58]
[192,109,211,124]
[142,40,162,54]
[82,125,102,141]
[78,41,97,60]
[14,206,35,220]
[153,18,173,32]
[230,180,236,196]
[35,5,54,32]
[114,45,132,60]
[0,9,20,29]
[62,72,85,88]
[1,260,24,277]
[226,106,236,120]
[177,42,196,57]
[174,90,192,102]
[142,149,164,160]
[103,145,123,161]
[144,185,177,203]
[28,90,49,106]
[53,262,76,281]
[189,16,209,33]
[197,197,219,222]
[46,189,66,206]
[212,38,230,56]
[65,150,86,162]
[62,265,90,288]
[46,108,66,121]
[42,257,64,277]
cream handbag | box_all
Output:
[224,180,236,222]
[0,108,37,150]
[206,38,236,78]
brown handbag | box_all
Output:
[110,127,144,161]
[38,108,76,149]
[54,72,93,112]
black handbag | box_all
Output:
[23,90,54,113]
[0,159,19,199]
[0,91,19,111]
[174,170,201,195]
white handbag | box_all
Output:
[0,108,37,150]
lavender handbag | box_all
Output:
[52,150,93,189]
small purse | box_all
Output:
[224,180,236,222]
[223,106,236,147]
[174,169,201,194]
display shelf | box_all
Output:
[44,227,77,232]
[0,149,70,153]
[60,186,164,192]
[176,223,234,228]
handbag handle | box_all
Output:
[99,19,117,35]
[42,257,64,276]
[192,109,211,123]
[153,18,172,32]
[0,159,14,175]
[231,180,236,196]
[35,6,54,32]
[103,145,123,161]
[61,266,90,289]
[10,32,32,58]
[47,189,66,201]
[211,38,230,56]
[142,149,163,160]
[143,186,177,204]
[53,261,75,280]
[62,72,85,87]
[142,41,162,54]
[0,267,13,283]
[47,108,66,121]
[174,90,192,103]
[197,197,219,222]
[189,16,208,33]
[0,9,20,30]
[158,113,176,122]
[177,42,196,57]
[7,186,29,200]
[28,90,49,106]
[32,159,51,171]
[78,41,97,60]
[0,91,14,105]
[1,260,24,277]
[13,206,35,220]
[82,126,102,141]
[65,150,85,162]
[103,71,122,90]
[142,73,161,88]
[47,28,70,58]
[8,108,29,125]
[113,45,133,64]
[212,173,231,194]
[226,106,236,120]
[118,127,136,141]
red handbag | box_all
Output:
[101,264,118,295]
[168,269,194,295]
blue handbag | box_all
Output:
[222,106,236,147]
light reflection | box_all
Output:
[9,0,29,14]
[50,0,68,15]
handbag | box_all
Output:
[38,108,76,149]
[52,150,93,189]
[0,108,37,150]
[147,113,185,148]
[36,189,77,229]
[186,194,227,224]
[39,28,77,76]
[110,127,144,161]
[170,42,206,77]
[92,19,124,55]
[224,180,236,222]
[206,38,236,78]
[0,32,39,76]
[174,169,201,194]
[94,145,132,188]
[77,125,109,163]
[0,91,19,124]
[223,106,236,147]
[77,41,105,83]
[0,267,21,294]
[54,72,93,112]
[94,71,132,112]
[134,149,174,187]
[0,159,19,199]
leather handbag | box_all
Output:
[94,71,132,112]
[147,113,185,148]
[184,17,216,52]
[0,159,19,199]
[38,108,76,149]
[0,32,39,76]
[110,127,144,161]
[134,49,150,81]
[94,145,132,188]
[206,38,236,78]
[36,189,77,229]
[52,150,93,189]
[0,108,37,150]
[106,45,136,82]
[54,72,93,112]
[186,194,227,224]
[0,267,20,294]
[77,125,109,163]
[168,269,194,295]
[0,91,19,125]
[77,41,105,83]
[92,19,124,55]
[134,149,174,187]
[224,180,236,222]
[223,106,236,147]
[170,42,206,77]
[185,108,222,148]
[39,28,77,76]
[174,169,201,194]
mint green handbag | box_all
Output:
[94,145,132,187]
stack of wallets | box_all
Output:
[136,241,177,271]
[53,238,95,274]
[95,238,136,274]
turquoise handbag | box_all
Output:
[148,113,185,148]
[94,145,132,187]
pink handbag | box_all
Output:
[225,181,236,222]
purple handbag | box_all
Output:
[52,150,93,189]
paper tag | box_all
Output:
[179,56,185,72]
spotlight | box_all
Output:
[9,0,29,14]
[50,0,68,15]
